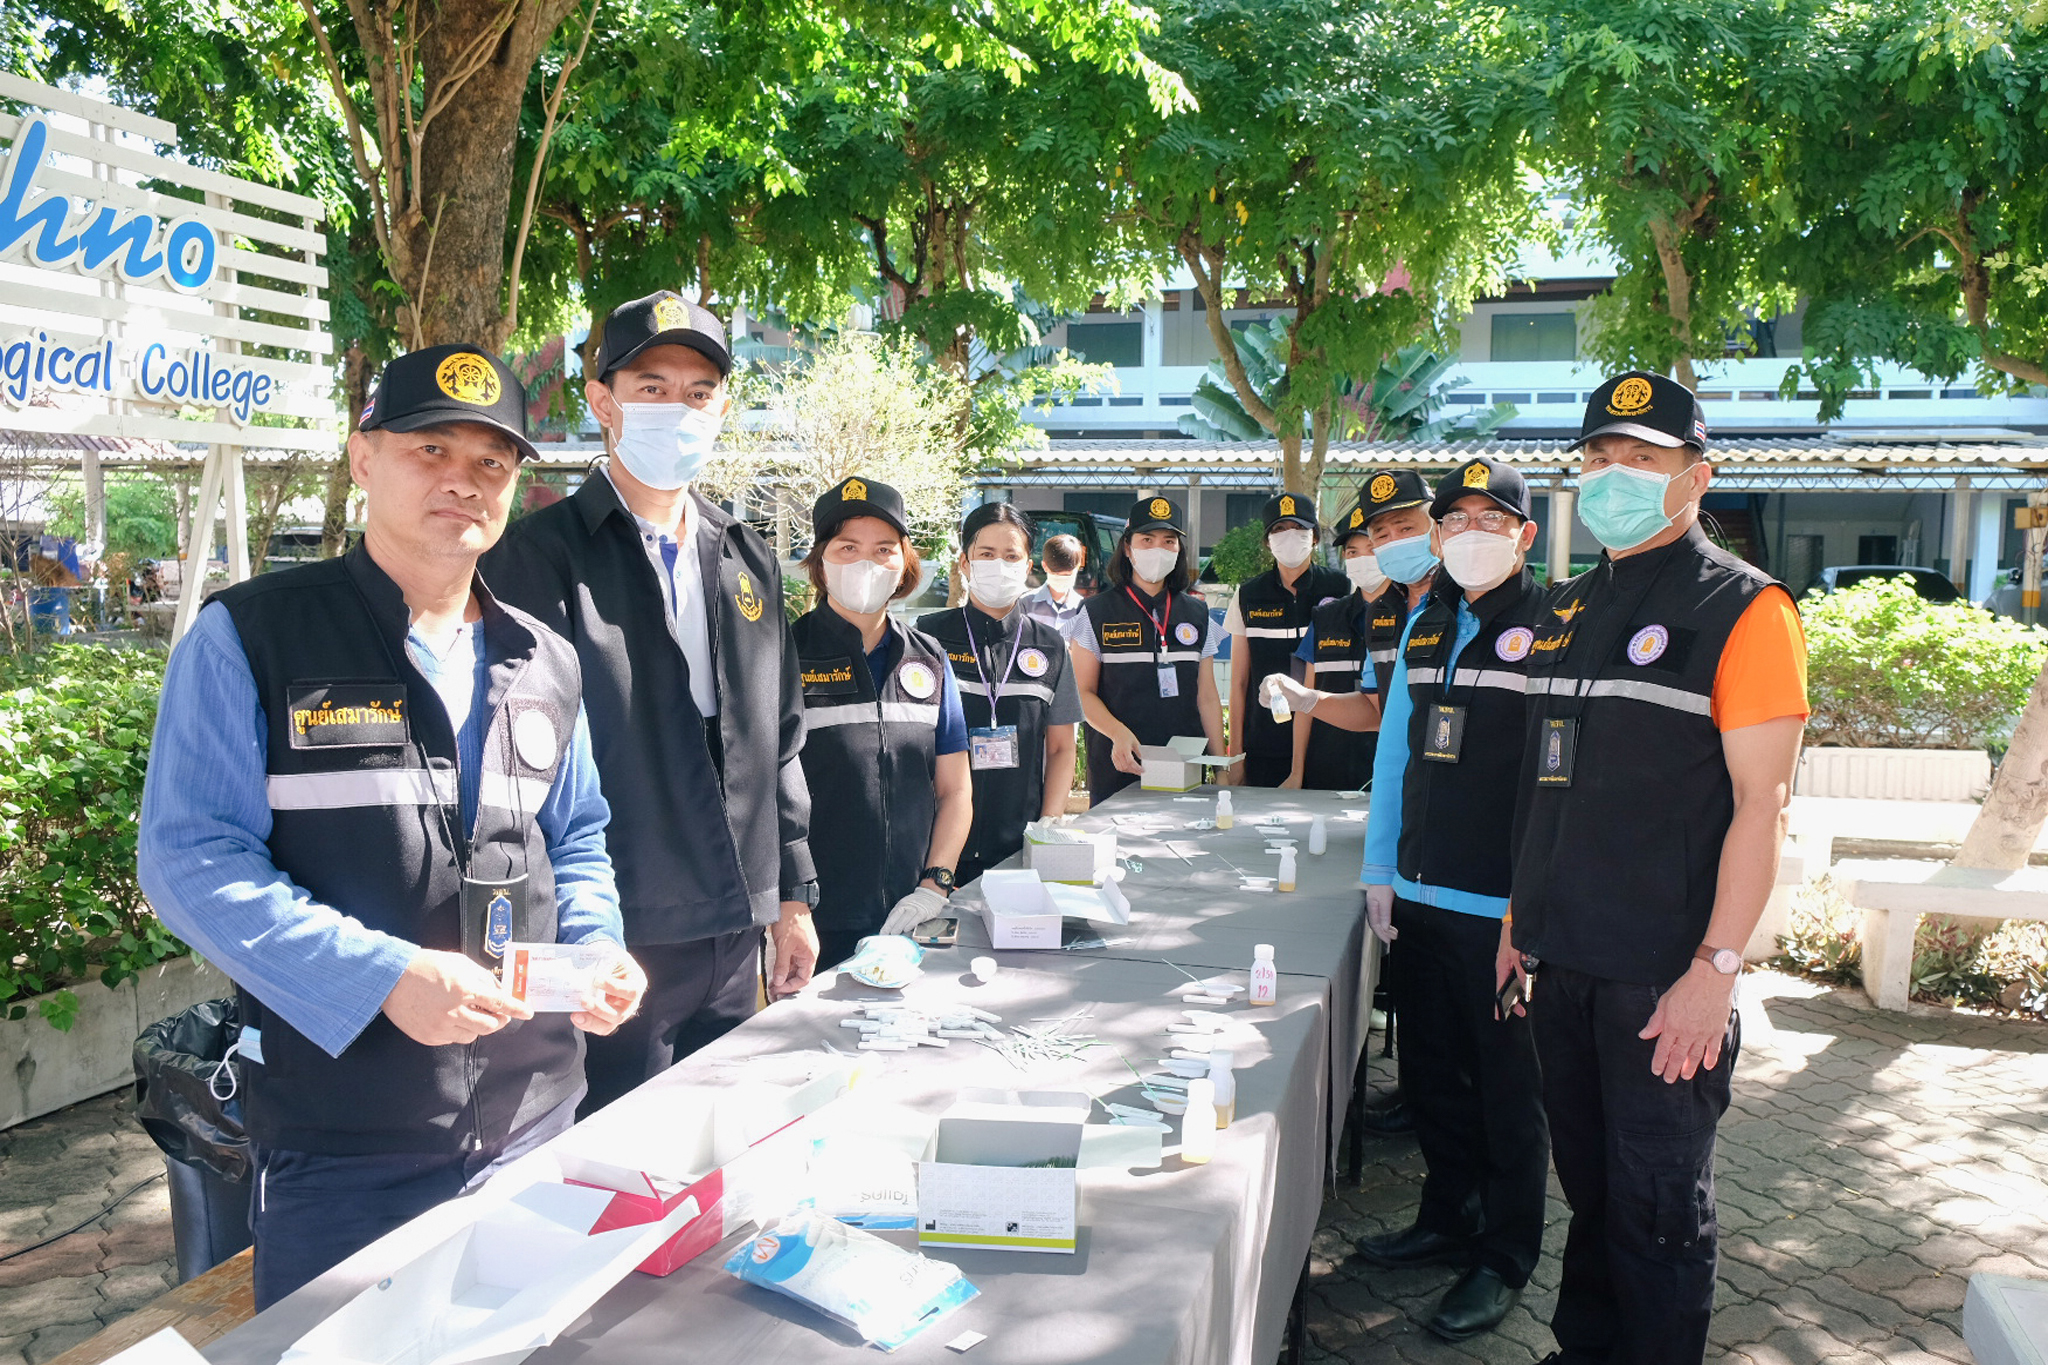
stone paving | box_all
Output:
[0,970,2044,1364]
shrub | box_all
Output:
[1774,876,2048,1017]
[0,644,181,1029]
[1801,577,2048,749]
[1206,520,1274,585]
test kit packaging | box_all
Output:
[1022,819,1118,885]
[549,1065,854,1276]
[1138,736,1243,792]
[917,1090,1089,1254]
[976,869,1130,950]
[279,1183,699,1365]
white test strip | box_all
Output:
[947,1331,989,1353]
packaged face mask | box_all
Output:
[724,1211,978,1353]
[824,558,901,614]
[843,935,925,989]
[613,401,724,491]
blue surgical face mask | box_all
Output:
[1577,463,1679,552]
[1374,532,1439,585]
[612,401,724,491]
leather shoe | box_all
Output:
[1353,1224,1474,1268]
[1357,1099,1414,1136]
[1426,1265,1521,1341]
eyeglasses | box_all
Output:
[1438,510,1519,535]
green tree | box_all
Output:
[1778,2,2048,416]
[1524,0,1819,389]
[1128,0,1538,495]
[45,479,182,560]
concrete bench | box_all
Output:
[1965,1273,2048,1365]
[1833,859,2048,1011]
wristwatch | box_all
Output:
[1693,944,1742,975]
[783,880,819,908]
[920,866,956,894]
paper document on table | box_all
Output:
[501,942,611,1012]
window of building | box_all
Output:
[1858,534,1899,565]
[1224,491,1267,531]
[1489,312,1577,362]
[1065,319,1144,368]
[1063,492,1132,518]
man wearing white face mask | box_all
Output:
[484,291,819,1116]
[1018,534,1089,637]
[1223,492,1350,787]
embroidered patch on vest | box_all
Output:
[1174,621,1200,645]
[898,660,938,699]
[1100,621,1145,648]
[1018,647,1049,677]
[285,683,410,749]
[1495,626,1534,662]
[1627,624,1670,665]
[734,570,765,623]
[801,657,858,694]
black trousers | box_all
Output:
[579,927,763,1117]
[814,925,871,975]
[1532,963,1739,1365]
[1389,898,1549,1286]
[1239,751,1294,788]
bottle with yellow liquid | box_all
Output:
[1215,789,1234,830]
[1277,847,1297,892]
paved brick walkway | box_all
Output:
[1,970,2043,1364]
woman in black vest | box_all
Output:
[1225,491,1351,786]
[791,476,972,970]
[1070,497,1227,806]
[1287,492,1388,789]
[920,504,1085,884]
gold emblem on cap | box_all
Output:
[1279,495,1295,516]
[1369,474,1397,503]
[1607,375,1654,416]
[653,296,690,330]
[1149,497,1172,521]
[1348,508,1364,528]
[843,477,868,502]
[434,353,500,407]
[1463,463,1490,489]
[734,570,764,623]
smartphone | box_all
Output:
[1495,970,1529,1020]
[911,916,959,948]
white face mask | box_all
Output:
[611,401,724,491]
[1129,546,1179,585]
[1044,571,1079,598]
[966,558,1030,610]
[824,557,900,614]
[1343,552,1387,598]
[1268,528,1315,569]
[1440,530,1522,594]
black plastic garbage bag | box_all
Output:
[133,997,249,1183]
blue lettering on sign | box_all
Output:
[136,342,276,422]
[0,116,218,293]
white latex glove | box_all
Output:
[1364,884,1398,945]
[1260,673,1321,716]
[880,885,950,937]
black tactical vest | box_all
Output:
[216,549,585,1156]
[1511,526,1782,986]
[1395,570,1540,898]
[792,606,946,938]
[1232,564,1351,762]
[1301,589,1380,791]
[918,604,1072,882]
[1079,584,1210,805]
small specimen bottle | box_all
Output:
[1215,790,1234,830]
[1181,1079,1217,1164]
[1249,942,1278,1005]
[1308,814,1328,856]
[1277,847,1297,892]
[1208,1049,1236,1128]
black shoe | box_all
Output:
[1353,1224,1474,1268]
[1426,1266,1521,1341]
[1357,1099,1414,1136]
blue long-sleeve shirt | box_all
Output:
[1361,597,1510,919]
[137,602,622,1059]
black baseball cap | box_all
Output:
[814,475,909,540]
[594,290,733,381]
[1432,456,1532,521]
[1357,468,1431,527]
[358,344,537,462]
[1260,491,1317,534]
[1572,371,1709,453]
[1126,496,1186,535]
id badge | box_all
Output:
[1157,665,1180,699]
[461,873,530,965]
[1420,704,1467,764]
[1536,717,1578,787]
[969,724,1021,770]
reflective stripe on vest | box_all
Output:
[1099,648,1203,664]
[804,700,942,729]
[266,768,456,810]
[957,678,1056,705]
[1526,674,1712,715]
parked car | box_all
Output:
[1811,565,1960,603]
[1981,561,2048,620]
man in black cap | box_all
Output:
[484,290,819,1117]
[139,345,644,1306]
[1267,457,1550,1339]
[1222,491,1350,787]
[1503,372,1807,1364]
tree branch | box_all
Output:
[1179,228,1279,434]
[505,0,601,338]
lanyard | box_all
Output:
[1124,586,1173,665]
[961,606,1027,708]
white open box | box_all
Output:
[978,869,1129,949]
[1139,736,1242,792]
[280,1182,700,1365]
[916,1090,1088,1254]
[1023,820,1118,885]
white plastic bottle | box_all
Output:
[1269,683,1292,724]
[1308,814,1328,856]
[1208,1048,1236,1128]
[1181,1079,1217,1163]
[1277,847,1297,892]
[1215,789,1234,830]
[1249,943,1278,1005]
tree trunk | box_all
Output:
[322,345,372,557]
[1278,432,1305,494]
[1648,215,1700,391]
[1303,400,1334,508]
[1955,655,2048,870]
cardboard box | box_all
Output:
[917,1090,1088,1254]
[1139,736,1242,792]
[977,869,1130,950]
[1023,820,1118,885]
[549,1065,851,1276]
[281,1182,699,1365]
